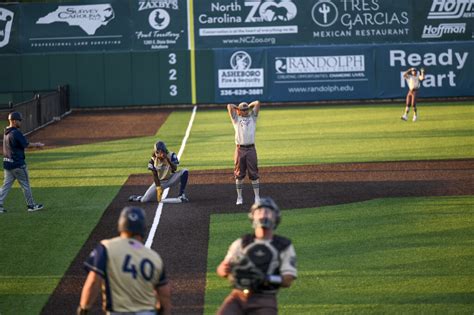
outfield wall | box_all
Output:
[0,0,473,107]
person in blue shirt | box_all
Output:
[0,112,43,213]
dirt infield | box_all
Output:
[35,109,474,314]
[28,109,171,149]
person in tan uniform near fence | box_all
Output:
[227,100,261,205]
[401,67,425,122]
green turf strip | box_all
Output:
[205,196,474,314]
[183,103,473,169]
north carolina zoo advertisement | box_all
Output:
[267,46,375,101]
[215,49,267,102]
[0,4,19,53]
[195,0,300,48]
[376,42,474,98]
[21,1,131,52]
[131,0,188,50]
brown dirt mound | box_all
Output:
[42,159,474,315]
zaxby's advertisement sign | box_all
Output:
[215,49,266,102]
[21,1,131,52]
[195,0,301,48]
[267,46,375,101]
[131,0,188,50]
[0,4,19,53]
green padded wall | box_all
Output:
[76,53,105,107]
[131,52,160,106]
[48,53,77,106]
[195,50,214,104]
[104,52,133,107]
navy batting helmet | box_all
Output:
[154,141,168,154]
[118,206,147,238]
[249,197,281,230]
[8,112,22,121]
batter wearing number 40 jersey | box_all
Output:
[77,207,171,315]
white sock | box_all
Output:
[252,179,260,201]
[236,179,243,199]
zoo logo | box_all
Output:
[0,8,14,48]
[148,8,170,30]
[311,0,338,27]
[245,0,297,23]
[230,51,252,70]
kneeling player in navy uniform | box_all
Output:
[216,197,297,315]
[129,140,189,203]
[77,207,171,315]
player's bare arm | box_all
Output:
[227,103,238,120]
[280,274,296,288]
[249,100,261,115]
[78,271,102,312]
[217,259,231,278]
[403,68,413,79]
[419,68,426,81]
[155,283,172,315]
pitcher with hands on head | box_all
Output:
[227,100,262,206]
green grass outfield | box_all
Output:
[0,102,472,314]
[205,196,474,314]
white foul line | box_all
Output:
[145,106,198,248]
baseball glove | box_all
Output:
[229,255,265,291]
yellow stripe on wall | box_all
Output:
[187,0,197,105]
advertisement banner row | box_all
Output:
[214,42,474,103]
[1,0,473,53]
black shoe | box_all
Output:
[128,195,142,202]
[27,204,44,212]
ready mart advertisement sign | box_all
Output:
[377,42,473,98]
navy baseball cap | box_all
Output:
[8,112,22,121]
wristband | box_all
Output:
[266,275,282,284]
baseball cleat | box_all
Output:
[236,197,243,205]
[401,114,408,121]
[128,195,142,202]
[179,194,189,203]
[412,115,417,122]
[27,204,43,212]
[0,207,6,214]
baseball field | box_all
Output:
[0,102,473,314]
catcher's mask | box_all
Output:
[154,140,168,154]
[249,197,281,230]
[118,206,146,238]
